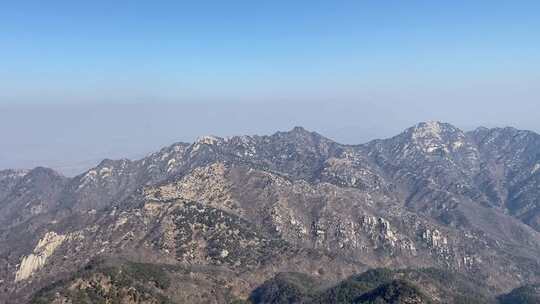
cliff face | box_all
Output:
[2,122,540,303]
[15,231,67,282]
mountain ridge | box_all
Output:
[2,121,540,303]
[4,121,537,178]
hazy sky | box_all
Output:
[1,1,539,175]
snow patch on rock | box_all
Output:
[452,141,464,150]
[167,158,177,172]
[532,163,540,174]
[220,249,229,258]
[99,167,112,178]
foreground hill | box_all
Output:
[26,265,503,303]
[1,122,540,303]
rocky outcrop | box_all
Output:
[15,231,67,282]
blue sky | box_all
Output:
[1,1,539,103]
[1,1,539,174]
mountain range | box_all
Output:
[1,121,540,303]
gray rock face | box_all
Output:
[1,121,540,303]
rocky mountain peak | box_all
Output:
[472,126,537,144]
[411,121,457,137]
[406,121,465,140]
[194,135,224,146]
[188,135,226,156]
[273,126,323,140]
[270,127,340,156]
[290,125,311,134]
[400,121,468,154]
[23,167,64,182]
[470,126,490,134]
[97,158,131,168]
